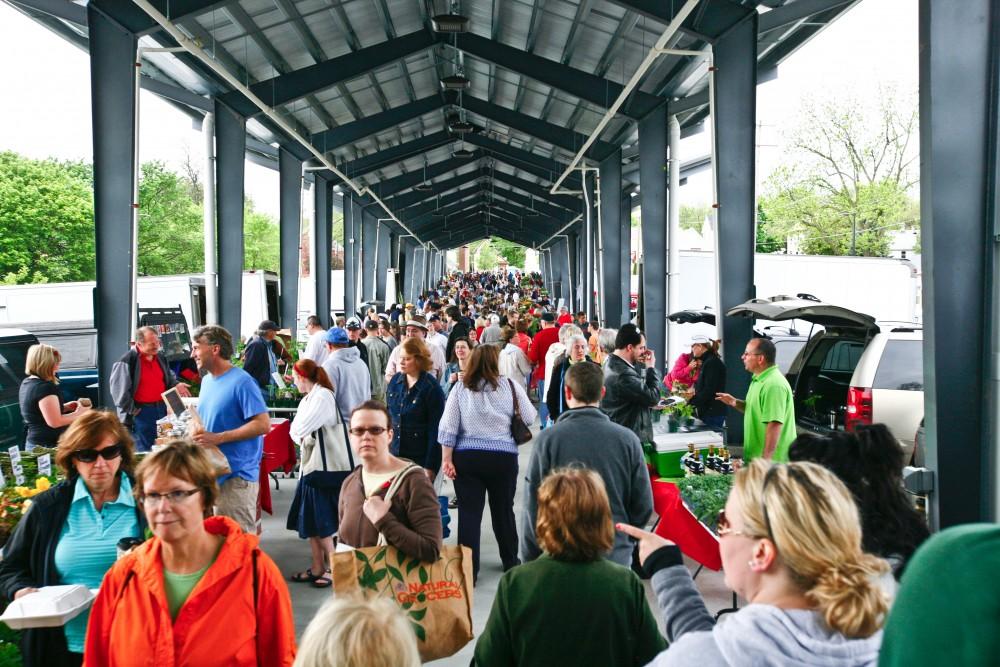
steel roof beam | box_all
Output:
[402,189,485,224]
[758,0,855,33]
[489,170,581,211]
[461,134,582,188]
[383,169,486,210]
[449,32,662,120]
[365,153,483,200]
[457,94,616,161]
[396,185,484,219]
[335,131,454,181]
[606,0,754,42]
[310,95,445,153]
[219,29,438,116]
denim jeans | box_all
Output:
[537,379,550,427]
[132,403,167,452]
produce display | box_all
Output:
[679,474,735,532]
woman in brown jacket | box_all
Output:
[337,400,442,563]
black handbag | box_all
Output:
[302,415,355,490]
[508,379,533,445]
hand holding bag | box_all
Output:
[332,464,474,662]
[508,379,532,445]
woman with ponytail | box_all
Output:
[619,459,888,667]
[287,359,353,588]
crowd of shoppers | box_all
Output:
[7,266,965,667]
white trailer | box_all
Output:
[0,271,284,342]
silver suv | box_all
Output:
[727,295,923,461]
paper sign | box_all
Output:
[7,446,21,464]
[12,464,23,477]
[0,466,6,488]
[271,372,287,389]
[37,454,51,477]
[14,474,25,486]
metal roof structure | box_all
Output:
[11,0,857,250]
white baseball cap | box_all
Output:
[690,334,713,345]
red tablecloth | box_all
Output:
[650,478,723,571]
[258,419,297,516]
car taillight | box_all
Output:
[845,386,873,432]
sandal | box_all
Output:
[312,575,333,588]
[290,569,321,583]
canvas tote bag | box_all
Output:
[331,465,474,662]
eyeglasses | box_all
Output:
[140,489,200,507]
[741,351,763,358]
[716,509,752,538]
[349,426,388,436]
[73,444,123,463]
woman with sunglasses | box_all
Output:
[0,410,144,667]
[337,400,442,563]
[618,459,888,667]
[84,440,296,666]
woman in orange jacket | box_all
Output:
[83,441,296,667]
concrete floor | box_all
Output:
[258,429,738,666]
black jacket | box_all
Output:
[600,354,661,443]
[545,356,598,423]
[242,336,280,389]
[0,476,147,665]
[689,352,727,419]
[109,347,178,423]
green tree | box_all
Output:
[244,198,280,271]
[759,88,919,256]
[0,151,95,283]
[680,204,712,234]
[137,161,204,275]
[755,202,786,253]
[489,237,527,268]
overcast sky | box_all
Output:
[0,0,917,218]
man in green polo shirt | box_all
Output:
[716,337,796,462]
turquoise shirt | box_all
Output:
[54,476,141,653]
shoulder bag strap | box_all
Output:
[334,407,356,469]
[375,464,421,547]
[316,427,330,472]
[508,378,522,420]
[252,548,259,611]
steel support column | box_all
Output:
[583,171,597,320]
[215,102,246,338]
[600,151,625,327]
[343,194,358,319]
[88,3,137,408]
[376,224,391,303]
[919,0,999,526]
[361,212,377,301]
[621,195,634,323]
[713,14,758,444]
[404,242,418,305]
[639,102,668,375]
[278,149,302,336]
[313,176,332,326]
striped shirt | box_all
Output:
[438,377,537,454]
[54,476,141,653]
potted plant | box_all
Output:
[675,402,696,428]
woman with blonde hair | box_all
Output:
[19,343,89,450]
[474,468,665,666]
[294,597,419,667]
[619,459,888,666]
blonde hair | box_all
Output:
[25,343,61,382]
[536,468,614,562]
[294,597,420,667]
[733,459,889,638]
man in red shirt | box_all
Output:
[529,313,561,428]
[110,327,189,451]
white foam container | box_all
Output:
[0,585,95,629]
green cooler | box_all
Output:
[651,430,724,478]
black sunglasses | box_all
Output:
[349,426,388,436]
[73,444,124,463]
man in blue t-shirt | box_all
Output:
[190,325,269,533]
